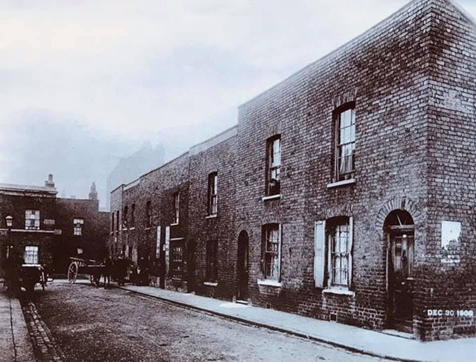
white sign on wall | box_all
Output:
[156,226,161,258]
[441,221,461,264]
[165,226,170,275]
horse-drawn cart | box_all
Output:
[67,257,105,286]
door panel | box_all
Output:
[389,230,414,332]
[237,233,249,300]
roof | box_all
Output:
[0,183,57,195]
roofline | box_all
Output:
[139,151,190,181]
[0,183,58,195]
[238,0,423,109]
[189,125,237,156]
[446,0,476,28]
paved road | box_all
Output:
[31,282,389,362]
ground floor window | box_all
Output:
[314,217,353,290]
[206,240,218,283]
[170,241,184,279]
[262,224,281,280]
[328,218,352,287]
[24,246,38,264]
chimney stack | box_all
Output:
[45,174,55,188]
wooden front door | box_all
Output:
[388,227,414,332]
[237,232,249,301]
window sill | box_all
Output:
[323,288,355,297]
[327,179,355,189]
[205,214,217,219]
[262,194,282,202]
[257,279,282,288]
[170,222,179,226]
[129,227,136,230]
[203,282,218,287]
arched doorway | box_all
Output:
[385,210,415,333]
[237,231,249,301]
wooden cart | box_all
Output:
[67,257,105,287]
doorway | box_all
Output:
[237,231,249,301]
[385,210,415,333]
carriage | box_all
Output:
[67,257,105,287]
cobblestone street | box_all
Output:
[26,282,389,362]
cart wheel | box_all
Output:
[67,262,78,284]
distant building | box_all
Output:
[106,142,165,208]
[0,175,109,277]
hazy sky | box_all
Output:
[1,0,475,207]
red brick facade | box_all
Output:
[108,0,476,340]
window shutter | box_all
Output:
[314,220,326,288]
[348,217,354,289]
[165,226,170,276]
[278,223,282,282]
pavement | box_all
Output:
[0,286,36,362]
[118,284,476,362]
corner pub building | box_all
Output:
[109,0,476,341]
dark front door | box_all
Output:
[237,232,249,301]
[388,227,414,332]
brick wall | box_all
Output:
[105,0,476,341]
[422,0,476,340]
[188,128,237,299]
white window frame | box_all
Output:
[173,192,180,224]
[263,224,282,281]
[24,246,39,264]
[73,218,84,236]
[328,217,353,291]
[208,173,218,216]
[25,210,40,230]
[335,105,356,182]
[266,136,281,196]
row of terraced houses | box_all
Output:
[109,0,476,341]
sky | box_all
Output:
[1,0,475,208]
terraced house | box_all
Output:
[108,0,476,341]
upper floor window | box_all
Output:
[262,224,281,280]
[208,172,218,215]
[266,136,281,196]
[335,105,355,181]
[111,212,114,232]
[123,206,128,229]
[25,210,40,230]
[145,201,152,227]
[130,204,136,227]
[73,218,84,236]
[173,192,180,224]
